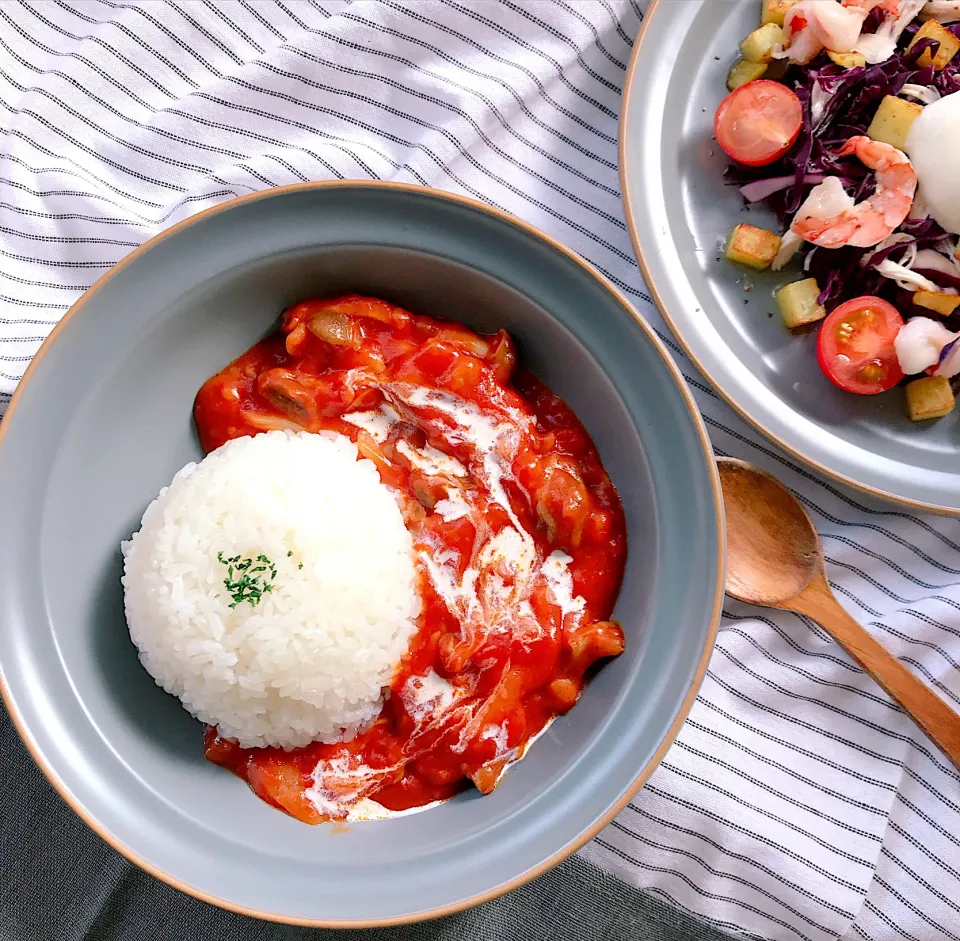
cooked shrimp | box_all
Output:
[781,0,870,63]
[791,136,917,248]
[894,317,956,374]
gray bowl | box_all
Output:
[0,182,723,926]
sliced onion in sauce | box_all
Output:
[488,329,518,384]
[307,310,362,349]
[257,369,319,426]
[241,411,306,433]
[355,429,392,474]
[325,296,408,326]
[434,326,489,357]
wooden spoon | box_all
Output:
[718,457,960,770]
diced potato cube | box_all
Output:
[727,58,768,91]
[761,0,798,27]
[866,95,923,151]
[726,224,782,270]
[907,20,960,70]
[740,23,787,64]
[776,278,826,329]
[827,50,866,69]
[913,291,960,316]
[905,375,956,421]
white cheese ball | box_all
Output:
[906,93,960,236]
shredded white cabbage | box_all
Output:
[856,0,926,63]
[811,81,835,128]
[901,84,941,105]
[920,1,960,24]
[863,239,959,293]
[874,259,943,292]
[913,248,960,283]
[866,232,917,270]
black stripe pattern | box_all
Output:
[1,2,958,940]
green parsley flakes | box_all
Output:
[217,552,277,608]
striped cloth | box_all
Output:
[0,2,958,940]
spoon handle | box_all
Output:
[786,573,960,771]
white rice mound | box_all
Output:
[121,430,420,750]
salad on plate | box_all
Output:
[717,0,960,421]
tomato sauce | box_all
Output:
[193,295,627,823]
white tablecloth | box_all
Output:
[0,2,958,939]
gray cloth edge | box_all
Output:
[1,703,737,941]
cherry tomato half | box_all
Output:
[816,297,904,395]
[714,80,803,167]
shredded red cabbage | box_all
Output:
[938,336,960,371]
[724,25,960,322]
[913,268,960,292]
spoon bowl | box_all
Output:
[718,458,822,606]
